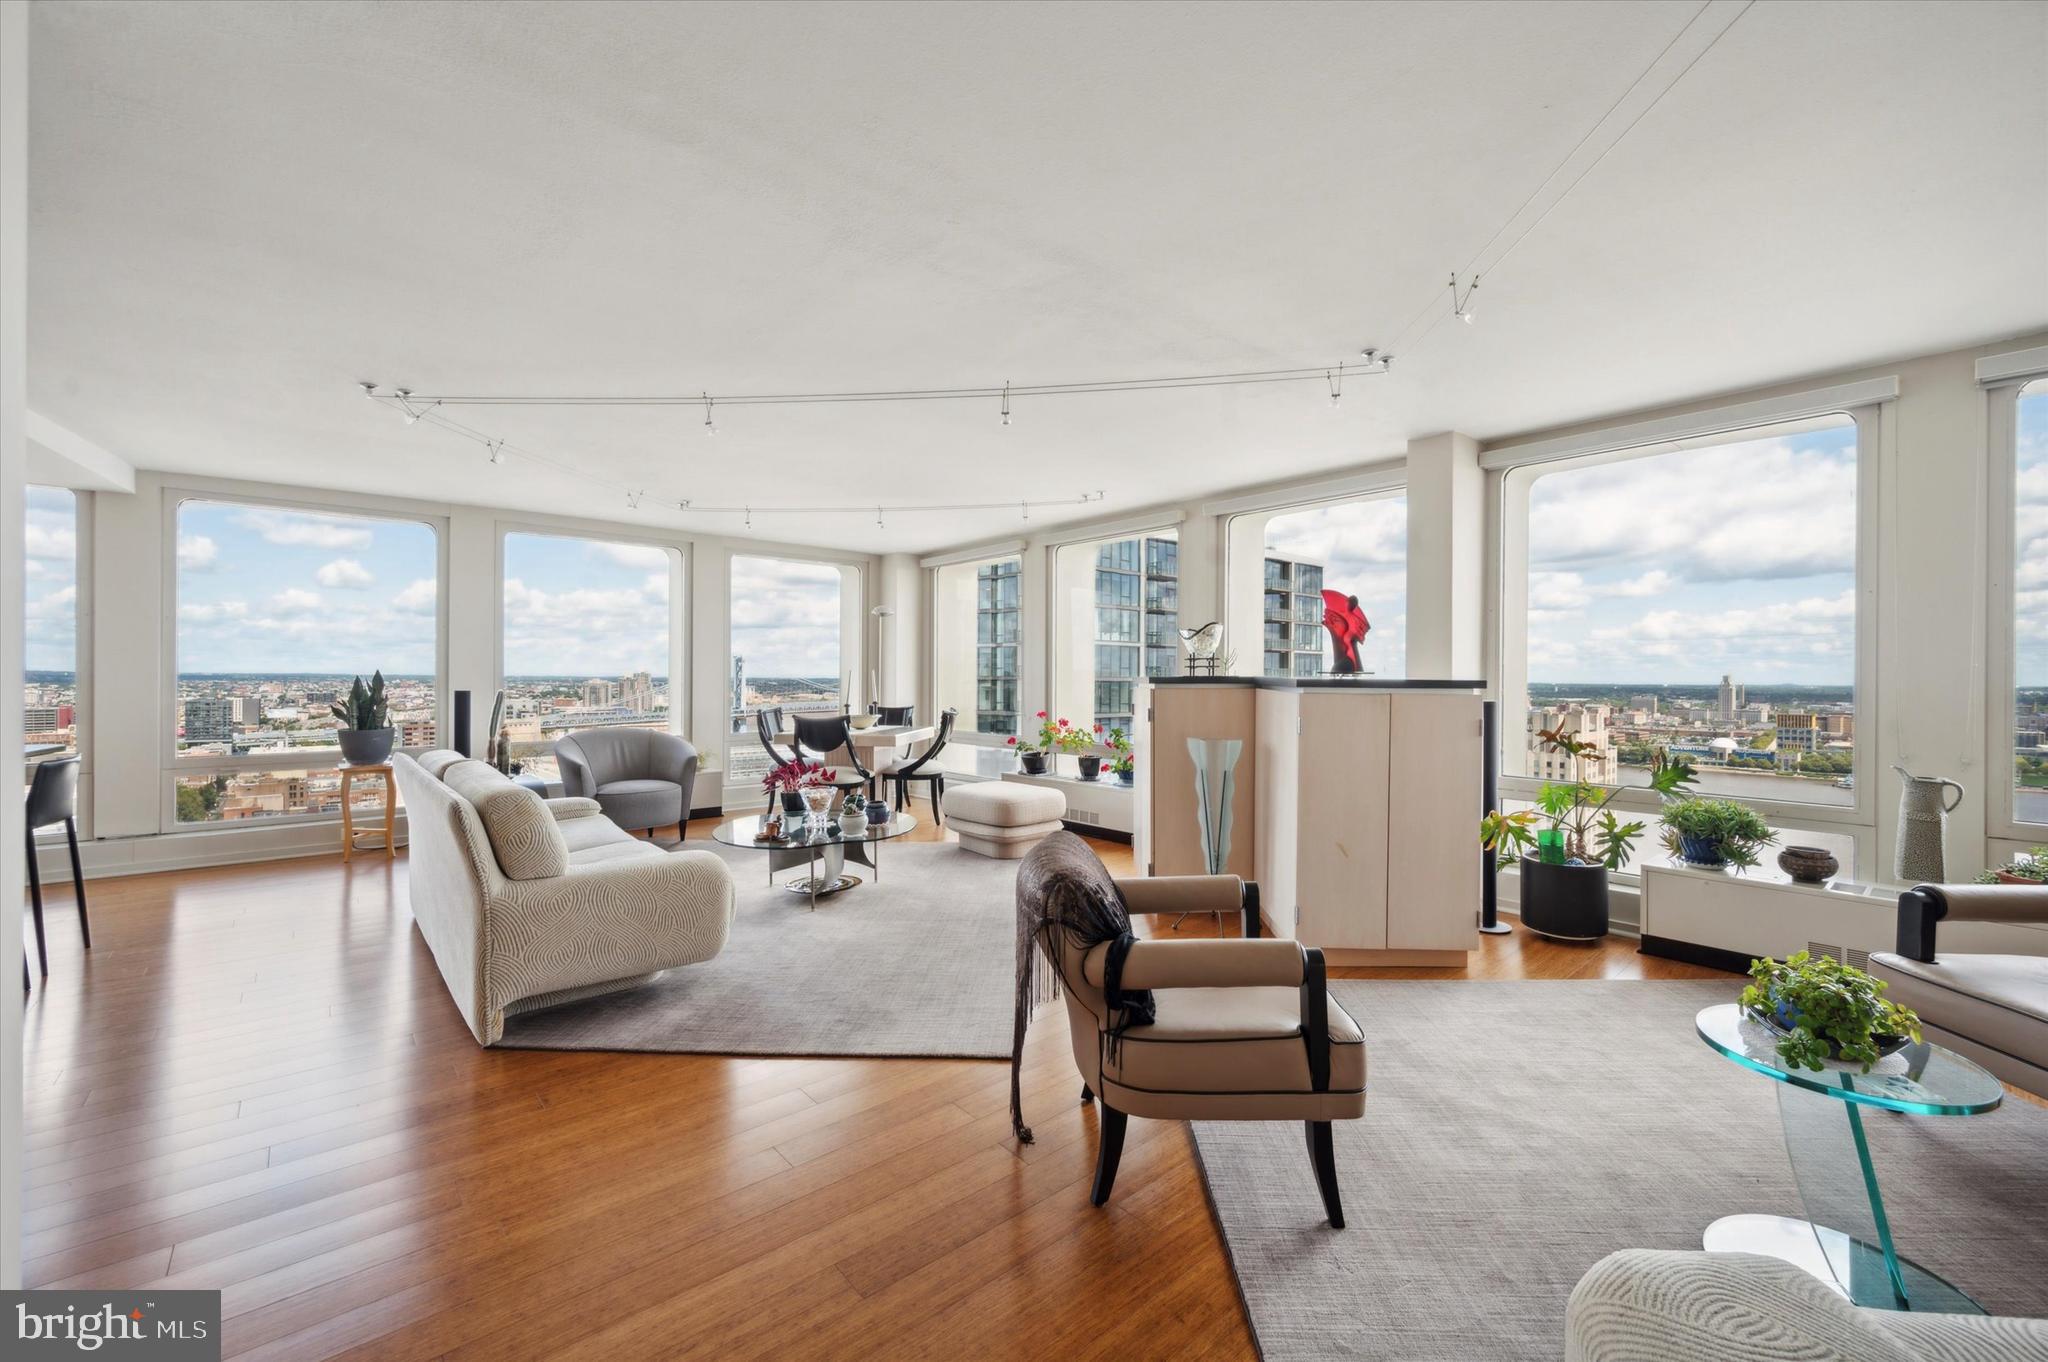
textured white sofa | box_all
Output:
[394,751,735,1045]
[1566,1250,2048,1362]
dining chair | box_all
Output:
[886,708,957,824]
[24,757,89,980]
[871,704,916,726]
[792,714,872,798]
[755,706,794,769]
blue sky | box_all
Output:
[1262,494,1409,676]
[1523,423,1858,685]
[2015,385,2048,687]
[503,533,671,676]
[25,485,78,673]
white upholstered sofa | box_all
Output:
[394,751,735,1045]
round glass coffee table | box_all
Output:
[711,811,917,909]
[1694,1002,2003,1314]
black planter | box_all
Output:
[1077,755,1103,781]
[336,727,394,766]
[1517,855,1610,941]
[779,790,807,816]
[1020,751,1049,776]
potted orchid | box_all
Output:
[763,758,828,816]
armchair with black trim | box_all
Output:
[1870,883,2048,1099]
[1010,831,1366,1227]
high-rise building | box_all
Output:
[23,705,60,735]
[1628,693,1659,716]
[974,559,1020,734]
[619,671,655,714]
[1716,674,1745,721]
[1090,535,1178,732]
[230,695,262,725]
[1261,555,1326,678]
[182,697,236,743]
[731,655,746,719]
[582,678,621,709]
[1530,704,1619,783]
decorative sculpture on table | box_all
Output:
[1182,737,1243,931]
[1179,621,1224,675]
[1320,590,1371,675]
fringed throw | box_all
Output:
[1011,831,1151,1144]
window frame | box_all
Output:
[1045,521,1182,742]
[1221,479,1409,681]
[723,549,864,800]
[160,488,450,833]
[1987,371,2048,840]
[25,485,90,840]
[1486,397,1884,877]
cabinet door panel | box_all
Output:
[1387,694,1480,950]
[1295,693,1389,950]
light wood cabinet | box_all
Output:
[1138,679,1481,967]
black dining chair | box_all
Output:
[869,704,916,726]
[886,708,957,825]
[792,714,872,798]
[756,706,795,769]
[24,757,89,981]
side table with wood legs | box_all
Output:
[340,763,397,862]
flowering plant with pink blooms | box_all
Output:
[762,758,829,794]
[1005,711,1095,756]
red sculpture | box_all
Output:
[1321,589,1371,674]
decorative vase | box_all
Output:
[780,790,807,816]
[800,786,835,828]
[1116,767,1134,787]
[336,727,394,765]
[1535,827,1567,865]
[1020,751,1049,776]
[1678,834,1727,867]
[865,801,892,826]
[1077,755,1103,781]
[1518,856,1609,940]
[1892,765,1963,884]
[1777,845,1839,884]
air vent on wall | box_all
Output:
[1807,941,1872,972]
[1065,809,1101,826]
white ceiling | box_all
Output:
[28,0,2048,554]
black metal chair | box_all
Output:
[792,714,872,798]
[755,706,795,769]
[886,708,956,825]
[869,704,916,726]
[25,757,89,982]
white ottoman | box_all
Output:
[945,782,1067,859]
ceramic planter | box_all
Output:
[336,727,395,766]
[1678,834,1727,867]
[1518,855,1609,940]
[1020,751,1049,776]
[1776,845,1839,884]
[1077,755,1103,781]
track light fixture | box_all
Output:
[1327,367,1343,408]
[487,439,506,466]
[1449,273,1480,325]
[1000,381,1012,427]
[702,391,716,436]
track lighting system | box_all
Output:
[1449,273,1479,325]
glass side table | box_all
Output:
[1694,1003,2003,1314]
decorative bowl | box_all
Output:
[1776,845,1839,884]
[848,713,878,730]
[800,786,836,822]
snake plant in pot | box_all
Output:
[330,672,395,765]
[1480,730,1697,941]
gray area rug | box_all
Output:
[499,840,1017,1058]
[1191,980,2048,1361]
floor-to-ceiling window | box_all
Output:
[170,499,441,826]
[933,554,1021,738]
[2010,379,2048,828]
[1052,529,1178,735]
[728,554,847,785]
[1224,487,1407,684]
[502,532,679,784]
[24,486,80,768]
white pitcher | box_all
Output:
[1891,765,1964,885]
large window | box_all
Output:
[1225,490,1408,683]
[933,555,1021,737]
[728,554,847,785]
[24,486,80,765]
[502,532,679,784]
[1504,417,1861,815]
[2012,380,2048,826]
[1052,530,1178,735]
[172,500,440,825]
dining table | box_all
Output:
[774,721,934,759]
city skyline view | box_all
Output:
[1261,493,1409,676]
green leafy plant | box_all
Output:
[842,790,865,815]
[329,672,389,731]
[1742,951,1921,1073]
[1106,726,1135,777]
[1480,731,1696,871]
[1660,796,1776,869]
[1975,846,2048,884]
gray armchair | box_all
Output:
[553,728,698,837]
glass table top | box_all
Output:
[711,811,918,850]
[1695,1004,2003,1116]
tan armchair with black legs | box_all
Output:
[1012,832,1367,1227]
[1870,883,2048,1099]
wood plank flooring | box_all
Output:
[18,806,1745,1359]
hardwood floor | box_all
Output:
[17,807,1738,1359]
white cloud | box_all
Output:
[394,578,437,613]
[1606,569,1675,598]
[25,523,75,561]
[179,600,249,623]
[594,542,672,569]
[176,534,218,571]
[315,558,374,589]
[236,509,374,550]
[271,588,322,612]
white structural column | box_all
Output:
[873,552,919,708]
[1404,430,1485,679]
[1,0,26,1289]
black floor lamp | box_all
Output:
[1480,698,1512,935]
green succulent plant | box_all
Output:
[330,672,389,731]
[1742,951,1920,1073]
[1660,796,1775,869]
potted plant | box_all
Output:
[330,671,394,765]
[1976,846,2048,884]
[764,758,827,816]
[1076,722,1107,780]
[1661,796,1776,869]
[1481,731,1696,941]
[1742,951,1921,1073]
[1107,726,1135,786]
[1009,711,1058,775]
[839,790,867,832]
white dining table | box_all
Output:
[775,722,934,756]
